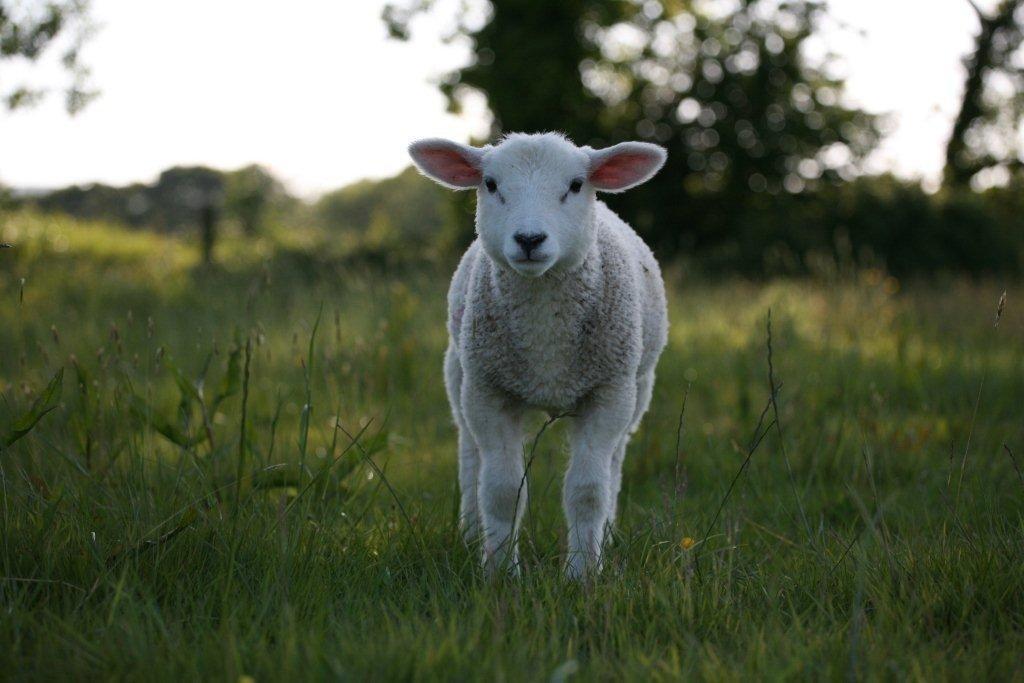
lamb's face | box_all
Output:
[409,133,667,278]
[475,135,594,277]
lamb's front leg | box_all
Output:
[564,381,637,580]
[461,380,526,576]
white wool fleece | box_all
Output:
[410,132,669,579]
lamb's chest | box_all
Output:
[465,301,602,412]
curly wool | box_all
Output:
[448,201,667,415]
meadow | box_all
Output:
[1,211,1022,680]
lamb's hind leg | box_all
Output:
[564,381,637,580]
[606,437,628,534]
[445,346,481,543]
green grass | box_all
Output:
[1,211,1023,680]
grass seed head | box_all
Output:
[995,290,1006,327]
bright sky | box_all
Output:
[0,0,996,196]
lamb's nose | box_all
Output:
[514,232,547,257]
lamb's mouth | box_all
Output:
[509,255,552,276]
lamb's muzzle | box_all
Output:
[512,232,547,260]
[409,131,669,579]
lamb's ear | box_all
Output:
[408,138,485,190]
[585,142,667,193]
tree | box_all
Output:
[199,202,219,265]
[0,0,96,113]
[316,166,451,257]
[31,165,296,238]
[944,0,1023,188]
[386,0,606,142]
[384,0,879,255]
[147,166,224,233]
[147,166,224,263]
[224,165,286,236]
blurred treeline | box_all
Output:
[24,166,295,236]
[5,166,453,266]
[5,0,1023,275]
[13,167,1023,276]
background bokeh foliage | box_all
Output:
[9,0,1024,275]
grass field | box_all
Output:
[2,211,1023,680]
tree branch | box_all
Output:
[965,0,987,20]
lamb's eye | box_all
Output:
[484,177,498,193]
[569,178,583,194]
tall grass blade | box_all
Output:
[3,368,63,448]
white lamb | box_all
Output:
[408,132,668,579]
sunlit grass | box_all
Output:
[1,211,1023,680]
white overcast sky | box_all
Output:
[0,0,997,196]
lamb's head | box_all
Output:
[409,132,666,278]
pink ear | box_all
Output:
[408,139,483,190]
[587,142,667,192]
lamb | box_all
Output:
[408,132,668,579]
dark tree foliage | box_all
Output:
[316,166,452,255]
[944,0,1023,187]
[31,182,148,226]
[386,0,606,142]
[0,0,95,113]
[384,0,880,257]
[29,166,234,262]
[727,175,1022,275]
[136,166,225,263]
[225,165,287,235]
[32,166,288,235]
[148,167,224,233]
[31,164,299,240]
